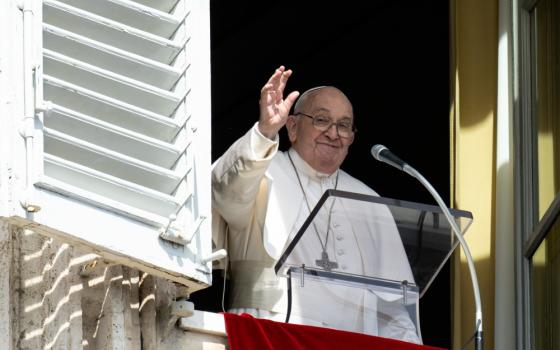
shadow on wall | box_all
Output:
[9,228,148,348]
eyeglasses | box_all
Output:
[296,113,356,138]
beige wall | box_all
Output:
[450,0,498,349]
[0,221,227,350]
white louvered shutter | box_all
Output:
[7,0,212,290]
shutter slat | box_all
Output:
[129,0,182,14]
[44,76,182,142]
[44,128,184,194]
[45,104,183,168]
[54,0,184,39]
[43,24,184,90]
[35,175,172,227]
[43,155,183,216]
[43,0,184,64]
[44,49,184,116]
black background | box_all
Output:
[191,1,452,347]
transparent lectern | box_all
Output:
[274,189,473,339]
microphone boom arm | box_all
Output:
[402,164,484,350]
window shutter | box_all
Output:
[6,0,213,290]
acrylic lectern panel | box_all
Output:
[275,189,473,297]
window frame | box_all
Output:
[515,0,560,348]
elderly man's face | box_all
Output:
[287,87,355,174]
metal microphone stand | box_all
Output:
[403,164,483,350]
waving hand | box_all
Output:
[258,66,300,139]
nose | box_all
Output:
[324,123,339,139]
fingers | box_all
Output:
[263,66,285,92]
[277,68,292,95]
[257,67,297,139]
[260,66,293,104]
[284,90,300,112]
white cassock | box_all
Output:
[212,123,421,344]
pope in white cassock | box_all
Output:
[212,66,421,344]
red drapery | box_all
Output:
[223,313,446,350]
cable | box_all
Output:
[221,227,229,313]
[285,269,292,323]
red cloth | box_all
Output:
[223,312,446,350]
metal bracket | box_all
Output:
[159,215,206,246]
[401,280,409,305]
[19,192,41,213]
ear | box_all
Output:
[347,133,355,146]
[286,115,298,143]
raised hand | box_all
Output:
[258,66,300,139]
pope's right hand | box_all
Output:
[258,66,300,139]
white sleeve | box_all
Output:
[211,123,278,230]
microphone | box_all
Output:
[370,144,409,171]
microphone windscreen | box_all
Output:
[371,144,388,160]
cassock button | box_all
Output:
[336,234,343,241]
[341,264,347,270]
[337,249,344,256]
[333,223,340,228]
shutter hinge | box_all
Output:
[159,215,206,245]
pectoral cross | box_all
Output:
[315,251,338,271]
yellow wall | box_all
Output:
[450,0,498,349]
